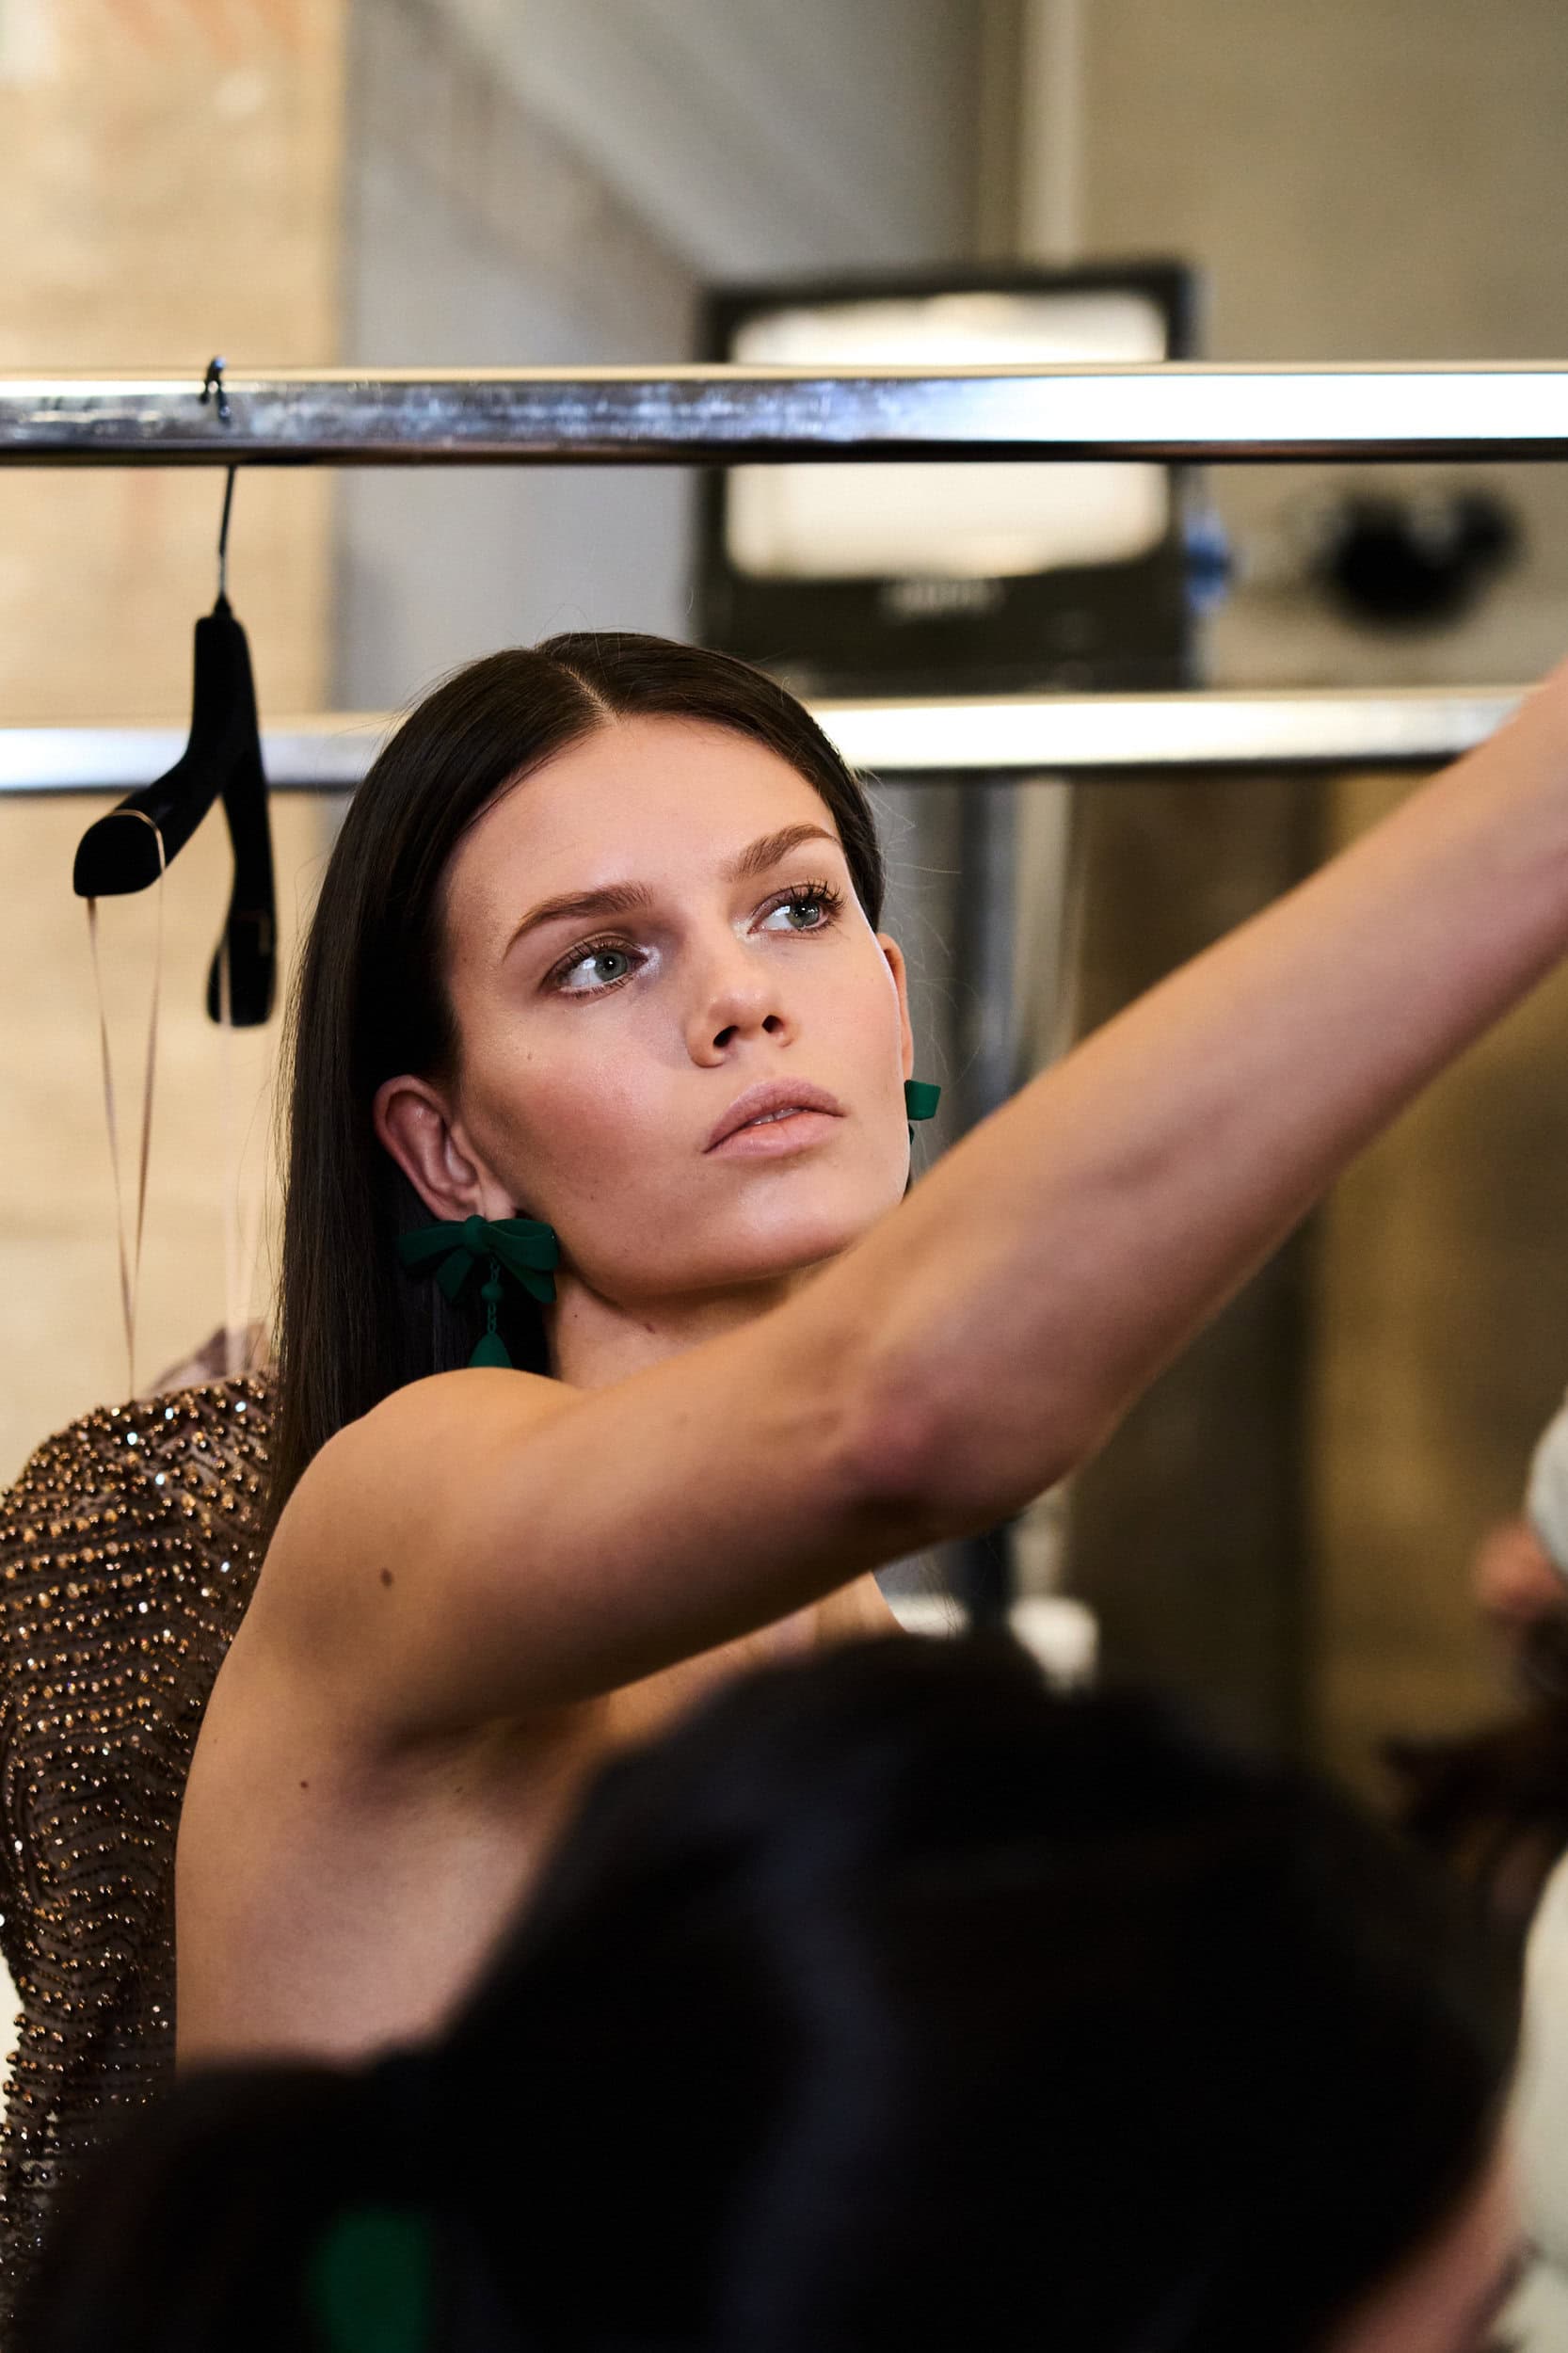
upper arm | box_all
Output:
[254,1300,939,1739]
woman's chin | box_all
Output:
[722,1207,881,1288]
[627,1222,869,1301]
[762,1166,903,1245]
[573,1174,903,1305]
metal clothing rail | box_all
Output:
[0,690,1526,792]
[3,366,1568,464]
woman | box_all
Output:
[178,630,1568,2065]
[42,1640,1522,2353]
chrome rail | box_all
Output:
[1,365,1567,464]
[0,689,1524,793]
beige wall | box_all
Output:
[0,0,345,1480]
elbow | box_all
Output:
[835,1337,1114,1541]
[836,1364,952,1533]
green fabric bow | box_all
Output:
[397,1214,559,1369]
[397,1213,558,1307]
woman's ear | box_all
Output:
[876,933,916,1081]
[373,1075,488,1222]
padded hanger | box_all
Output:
[72,448,278,1028]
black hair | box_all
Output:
[28,1638,1513,2353]
[267,634,887,1539]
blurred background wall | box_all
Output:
[3,0,1568,1793]
[0,0,984,1476]
[0,0,345,1469]
[335,0,984,699]
[1040,0,1568,1785]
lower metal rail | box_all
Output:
[0,689,1526,795]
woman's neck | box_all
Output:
[546,1264,822,1391]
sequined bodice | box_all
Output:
[0,1376,271,2323]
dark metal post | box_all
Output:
[950,776,1022,1631]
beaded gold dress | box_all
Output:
[0,1374,271,2323]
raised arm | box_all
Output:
[267,663,1568,1727]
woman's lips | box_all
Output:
[706,1108,841,1159]
[705,1080,845,1155]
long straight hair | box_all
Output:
[266,633,886,1538]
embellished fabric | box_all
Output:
[0,1375,272,2324]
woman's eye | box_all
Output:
[554,943,638,994]
[760,887,839,934]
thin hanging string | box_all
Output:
[215,461,266,1373]
[216,933,269,1377]
[86,813,167,1399]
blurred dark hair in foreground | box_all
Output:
[28,1636,1513,2353]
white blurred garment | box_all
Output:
[1514,1856,1568,2349]
[1527,1400,1568,1577]
[1488,1398,1568,2345]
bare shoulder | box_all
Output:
[232,1305,908,1730]
[312,1368,576,1520]
[248,1369,579,1671]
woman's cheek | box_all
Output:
[515,1062,662,1200]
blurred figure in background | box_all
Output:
[1388,1398,1568,2350]
[1391,1450,1568,1955]
[1493,1401,1568,2348]
[33,1638,1518,2353]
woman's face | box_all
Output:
[382,714,914,1320]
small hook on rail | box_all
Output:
[200,355,232,426]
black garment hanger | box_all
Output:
[72,425,279,1027]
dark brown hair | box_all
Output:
[266,632,885,1536]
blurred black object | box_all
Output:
[1314,487,1520,629]
[72,458,277,1028]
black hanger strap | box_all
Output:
[72,460,278,1025]
[216,464,236,600]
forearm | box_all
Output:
[832,661,1568,1520]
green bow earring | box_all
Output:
[397,1212,559,1369]
[307,2206,434,2353]
[904,1079,941,1123]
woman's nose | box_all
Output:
[686,938,793,1064]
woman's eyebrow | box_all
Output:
[504,880,655,956]
[504,825,841,957]
[723,822,841,881]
